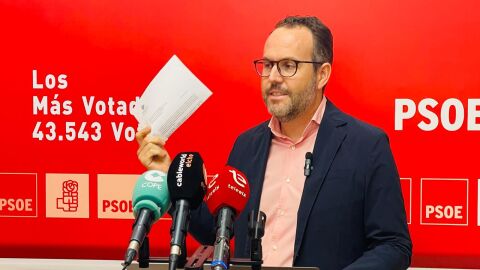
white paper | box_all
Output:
[132,55,212,140]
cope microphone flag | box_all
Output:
[205,166,250,270]
[167,152,206,270]
[123,170,171,268]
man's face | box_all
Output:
[261,26,319,122]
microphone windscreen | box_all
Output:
[205,165,250,217]
[132,170,171,221]
[167,152,206,209]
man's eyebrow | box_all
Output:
[262,57,301,61]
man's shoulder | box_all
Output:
[346,113,385,137]
[327,100,387,140]
[231,120,270,149]
[227,120,271,166]
[237,120,270,138]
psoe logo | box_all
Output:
[0,173,37,217]
[56,180,78,212]
[395,98,480,131]
[46,173,89,218]
[145,170,166,182]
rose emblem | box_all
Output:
[63,180,78,193]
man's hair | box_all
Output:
[275,16,333,65]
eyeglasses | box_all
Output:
[253,59,323,77]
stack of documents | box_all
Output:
[132,55,212,140]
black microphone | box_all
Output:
[248,210,266,263]
[167,152,206,270]
[304,152,313,176]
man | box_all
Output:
[136,16,412,270]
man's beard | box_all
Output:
[262,78,317,123]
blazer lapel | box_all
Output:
[293,101,348,260]
[249,124,273,213]
[240,123,272,255]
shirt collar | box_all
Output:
[268,95,327,143]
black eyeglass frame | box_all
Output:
[253,58,324,77]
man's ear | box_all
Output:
[316,63,332,90]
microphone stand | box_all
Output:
[249,210,266,270]
[137,245,264,270]
[135,210,266,270]
[138,236,150,268]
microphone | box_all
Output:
[167,152,207,270]
[205,166,250,270]
[248,210,266,263]
[123,170,171,268]
[304,152,313,176]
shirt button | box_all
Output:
[290,145,296,150]
[286,178,291,183]
[273,245,278,251]
[279,210,285,216]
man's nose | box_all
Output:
[268,64,283,82]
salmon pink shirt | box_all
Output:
[259,96,327,266]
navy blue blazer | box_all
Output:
[189,100,412,270]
